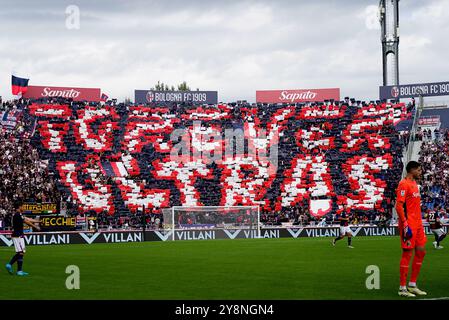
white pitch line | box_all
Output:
[418,297,449,300]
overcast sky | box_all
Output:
[1,0,448,103]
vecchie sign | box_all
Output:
[40,216,76,231]
[256,88,340,104]
[24,86,101,102]
[380,81,449,100]
[135,90,218,104]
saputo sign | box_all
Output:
[256,88,340,103]
[24,86,101,102]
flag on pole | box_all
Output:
[11,75,29,96]
[100,93,109,102]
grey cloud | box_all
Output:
[0,0,448,102]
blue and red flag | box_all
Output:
[100,93,109,102]
[11,75,29,96]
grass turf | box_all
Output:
[0,236,448,300]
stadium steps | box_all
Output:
[410,140,423,162]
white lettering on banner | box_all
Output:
[24,234,70,245]
[363,228,396,236]
[400,85,429,97]
[430,85,438,94]
[103,233,142,243]
[42,87,81,98]
[183,93,207,102]
[280,90,317,102]
[243,230,259,238]
[176,231,215,240]
[305,228,338,238]
[261,230,279,238]
[440,83,449,94]
[155,92,183,102]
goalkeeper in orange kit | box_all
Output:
[395,161,427,297]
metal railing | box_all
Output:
[402,99,423,178]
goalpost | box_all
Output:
[162,206,260,241]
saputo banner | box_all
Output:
[256,88,340,104]
[135,90,218,104]
[24,86,101,102]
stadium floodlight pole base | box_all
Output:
[163,206,261,241]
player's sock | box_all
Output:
[399,286,407,291]
[17,257,23,272]
[334,236,343,242]
[9,253,20,266]
[408,281,416,287]
[437,233,446,246]
[410,250,426,284]
[348,237,352,246]
[400,250,413,287]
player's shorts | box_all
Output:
[431,228,446,238]
[340,226,352,235]
[12,237,26,253]
[399,225,427,250]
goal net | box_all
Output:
[162,206,260,240]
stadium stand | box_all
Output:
[418,128,449,216]
[0,100,62,230]
[0,98,415,229]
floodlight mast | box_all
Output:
[379,0,400,87]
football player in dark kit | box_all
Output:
[427,207,447,249]
[5,203,41,276]
[332,205,354,248]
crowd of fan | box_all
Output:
[0,97,417,231]
[75,211,162,231]
[0,99,63,230]
[419,128,449,216]
[414,127,443,141]
[261,206,391,227]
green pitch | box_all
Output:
[1,236,448,300]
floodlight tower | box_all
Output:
[379,0,400,86]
